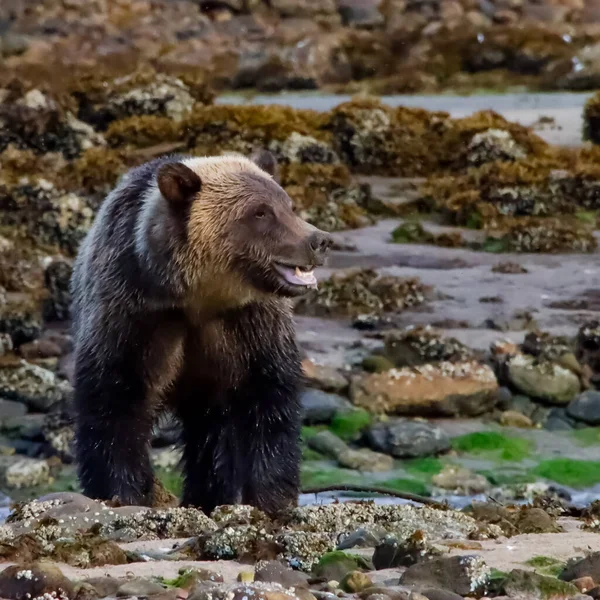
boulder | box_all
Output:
[365,419,450,458]
[507,354,580,405]
[351,362,498,417]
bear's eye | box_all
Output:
[255,209,267,219]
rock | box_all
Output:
[351,361,498,417]
[544,407,577,431]
[3,457,50,489]
[365,419,450,458]
[337,0,384,28]
[273,133,339,165]
[238,571,255,583]
[0,32,29,58]
[466,129,526,167]
[492,262,529,274]
[509,394,538,418]
[504,569,579,599]
[106,75,196,123]
[307,430,393,471]
[42,258,73,322]
[172,569,224,590]
[561,552,600,583]
[302,359,349,394]
[0,360,72,412]
[255,561,310,588]
[117,578,168,597]
[340,571,373,592]
[0,180,94,256]
[0,399,27,420]
[576,321,600,384]
[432,465,490,495]
[373,532,440,570]
[419,590,464,600]
[313,551,371,581]
[507,354,581,405]
[573,577,596,594]
[0,294,42,348]
[567,391,600,425]
[499,410,533,428]
[2,413,45,438]
[19,339,64,359]
[382,327,473,368]
[271,0,338,19]
[471,502,560,536]
[300,389,353,424]
[190,582,307,600]
[296,269,427,318]
[337,526,386,550]
[400,555,490,597]
[0,91,104,159]
[362,355,395,373]
[0,563,74,600]
[84,577,121,598]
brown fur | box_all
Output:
[71,152,332,513]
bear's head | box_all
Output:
[155,151,333,303]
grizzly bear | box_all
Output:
[70,151,332,514]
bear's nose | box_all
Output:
[309,231,333,254]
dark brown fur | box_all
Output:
[70,152,331,514]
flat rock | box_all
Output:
[366,419,450,458]
[255,561,310,588]
[566,391,600,425]
[302,360,349,394]
[503,569,579,599]
[117,578,167,597]
[300,389,353,424]
[308,430,393,471]
[351,362,498,417]
[0,399,26,420]
[400,555,490,597]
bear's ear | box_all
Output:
[157,162,202,206]
[250,149,277,177]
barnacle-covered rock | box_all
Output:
[382,326,474,367]
[351,361,499,417]
[0,89,104,159]
[295,268,427,317]
[270,132,339,164]
[0,178,93,256]
[466,128,526,167]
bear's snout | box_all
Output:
[307,230,333,266]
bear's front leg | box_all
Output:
[236,367,303,515]
[178,400,245,514]
[73,335,154,506]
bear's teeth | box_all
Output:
[295,267,316,282]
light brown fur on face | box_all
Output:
[174,155,311,314]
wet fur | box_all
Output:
[70,154,302,514]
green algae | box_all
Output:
[330,409,372,442]
[533,458,600,489]
[451,431,532,462]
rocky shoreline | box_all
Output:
[6,0,600,96]
[0,492,600,600]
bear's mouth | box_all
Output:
[273,262,317,288]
